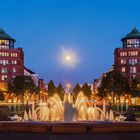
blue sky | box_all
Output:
[0,0,140,86]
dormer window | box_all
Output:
[121,27,140,48]
[0,28,15,49]
[126,39,140,48]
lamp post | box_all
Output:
[18,100,21,113]
[13,99,17,113]
[121,100,124,112]
[126,99,129,111]
[8,99,12,112]
[116,100,119,112]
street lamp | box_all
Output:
[116,100,119,112]
[13,99,17,113]
[18,100,21,113]
[8,99,12,112]
[125,99,129,111]
[121,100,124,112]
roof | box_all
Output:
[24,66,36,74]
[121,27,140,41]
[0,28,15,41]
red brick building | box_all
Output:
[114,27,140,81]
[0,28,24,87]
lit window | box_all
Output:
[0,60,9,65]
[12,76,16,80]
[132,75,136,79]
[127,39,140,48]
[129,59,138,65]
[128,51,138,56]
[1,68,7,73]
[1,75,7,81]
[122,67,126,72]
[121,59,126,64]
[130,66,136,73]
[11,53,17,57]
[11,60,17,64]
[120,52,127,56]
[12,68,16,73]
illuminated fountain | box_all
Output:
[23,91,114,122]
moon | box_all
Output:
[59,46,79,68]
[66,55,71,61]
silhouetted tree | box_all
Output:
[48,80,56,97]
[0,91,5,101]
[8,75,37,96]
[57,83,65,100]
[130,78,140,97]
[97,70,129,103]
[73,83,81,99]
[81,83,92,99]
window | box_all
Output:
[129,59,138,65]
[1,75,7,81]
[0,52,9,56]
[121,59,126,64]
[132,75,136,79]
[12,68,16,73]
[130,66,136,74]
[120,52,127,56]
[12,75,16,80]
[127,39,140,48]
[0,60,9,65]
[0,40,10,49]
[1,68,7,73]
[11,53,17,57]
[128,51,138,56]
[11,60,17,64]
[122,67,126,72]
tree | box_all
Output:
[130,78,140,98]
[81,83,92,99]
[97,70,129,102]
[73,83,81,99]
[57,83,65,100]
[8,75,37,96]
[48,80,56,97]
[0,91,5,101]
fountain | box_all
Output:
[23,91,114,122]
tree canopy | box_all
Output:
[81,83,92,99]
[130,78,140,97]
[97,70,130,99]
[0,91,5,101]
[8,75,37,96]
[48,80,56,97]
[72,83,81,99]
[57,83,65,100]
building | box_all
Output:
[24,66,39,86]
[38,79,47,91]
[114,27,140,81]
[0,28,24,88]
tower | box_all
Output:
[114,27,140,81]
[0,28,24,90]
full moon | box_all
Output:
[66,55,71,61]
[59,47,79,68]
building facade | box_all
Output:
[114,27,140,81]
[0,29,24,87]
[24,66,39,87]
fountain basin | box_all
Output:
[0,121,140,134]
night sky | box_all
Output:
[0,0,140,86]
